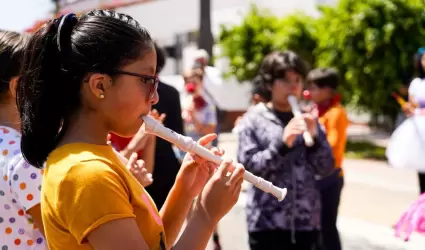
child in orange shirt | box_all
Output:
[307,68,348,250]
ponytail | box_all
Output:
[17,14,79,168]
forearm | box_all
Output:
[171,210,215,250]
[140,136,156,173]
[121,134,150,158]
[160,186,194,249]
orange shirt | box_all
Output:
[318,103,349,173]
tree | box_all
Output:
[273,13,317,68]
[218,6,317,82]
[315,0,425,125]
[218,5,281,81]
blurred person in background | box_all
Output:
[0,30,47,250]
[182,69,222,250]
[237,51,334,250]
[145,42,186,210]
[387,48,425,195]
[307,68,348,250]
[233,83,271,134]
[182,69,217,142]
[193,49,223,147]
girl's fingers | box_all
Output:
[128,153,138,169]
[136,159,145,169]
[228,163,245,185]
[232,178,243,196]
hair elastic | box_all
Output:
[56,13,78,53]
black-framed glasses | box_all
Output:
[112,69,159,99]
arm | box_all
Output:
[140,135,156,173]
[306,122,335,177]
[12,159,45,237]
[171,210,215,250]
[237,120,290,176]
[87,218,149,250]
[120,131,150,159]
[159,185,194,249]
[26,204,45,236]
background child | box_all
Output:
[307,67,349,250]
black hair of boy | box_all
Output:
[307,68,340,90]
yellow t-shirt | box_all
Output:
[41,143,166,250]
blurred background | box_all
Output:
[2,0,425,249]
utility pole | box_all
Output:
[198,0,213,65]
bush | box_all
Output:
[219,5,280,82]
[315,0,425,123]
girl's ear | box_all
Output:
[9,76,19,99]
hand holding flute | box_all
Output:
[287,95,316,147]
[142,115,288,202]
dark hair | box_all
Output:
[251,83,271,102]
[17,10,153,168]
[414,50,425,79]
[154,42,167,74]
[0,30,29,100]
[307,67,340,90]
[253,51,309,89]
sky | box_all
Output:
[0,0,53,31]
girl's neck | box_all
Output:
[58,109,110,147]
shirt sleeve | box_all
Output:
[58,160,135,244]
[11,157,42,211]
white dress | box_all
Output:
[386,78,425,172]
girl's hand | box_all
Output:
[127,153,153,187]
[174,134,224,198]
[402,103,415,117]
[150,109,166,124]
[194,159,245,226]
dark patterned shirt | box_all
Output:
[237,103,334,232]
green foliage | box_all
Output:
[273,13,317,67]
[218,1,425,123]
[219,7,317,82]
[219,5,279,81]
[345,140,387,160]
[315,0,425,121]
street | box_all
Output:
[201,132,425,250]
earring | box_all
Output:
[99,93,105,99]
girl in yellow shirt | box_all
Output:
[17,10,245,250]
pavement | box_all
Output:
[199,127,425,250]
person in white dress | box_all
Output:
[386,48,425,194]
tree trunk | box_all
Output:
[198,0,214,65]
